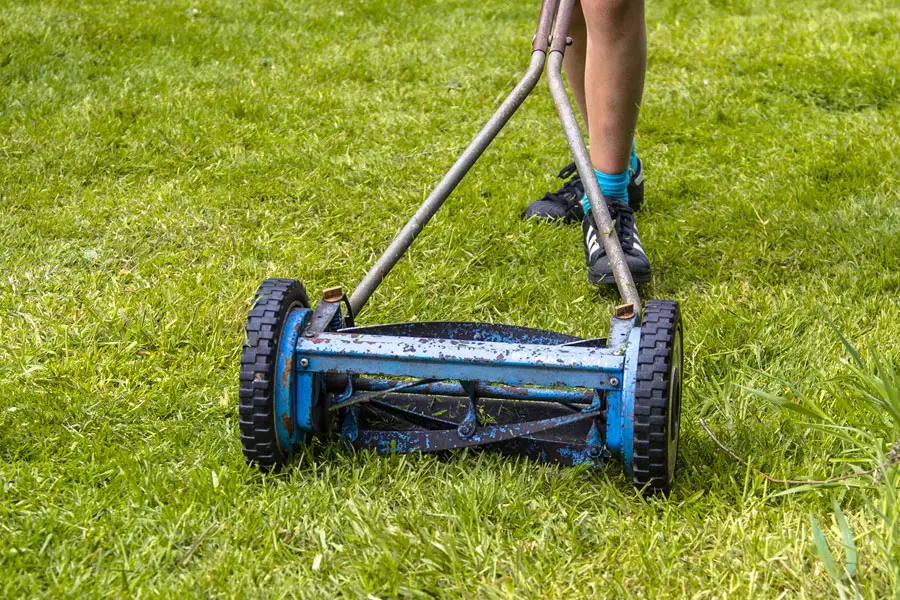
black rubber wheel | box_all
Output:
[632,300,683,494]
[238,278,309,469]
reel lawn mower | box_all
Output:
[238,0,684,493]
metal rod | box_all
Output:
[349,50,547,317]
[545,0,642,312]
[353,408,602,453]
[349,377,595,404]
[549,0,574,53]
[298,331,625,389]
[533,0,558,53]
[330,377,439,410]
[367,397,458,430]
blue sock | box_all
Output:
[581,167,631,213]
[582,140,639,213]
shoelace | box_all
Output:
[593,199,636,256]
[607,199,636,253]
[539,162,583,209]
[557,162,578,180]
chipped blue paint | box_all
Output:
[586,421,603,458]
[285,312,645,471]
[297,332,625,389]
[555,444,591,465]
[294,370,323,442]
[342,406,359,443]
[328,304,344,331]
[274,308,311,451]
[620,325,642,475]
[494,438,594,466]
[457,381,478,437]
[353,378,594,404]
[605,388,622,454]
[607,313,638,349]
[354,409,602,454]
[337,321,581,345]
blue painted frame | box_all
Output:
[296,332,626,390]
[281,313,644,470]
[619,326,641,474]
[274,307,312,452]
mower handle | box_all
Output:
[348,0,641,318]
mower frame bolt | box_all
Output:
[299,357,310,368]
[588,446,602,459]
[609,376,620,387]
[323,286,343,302]
[614,303,635,320]
[457,424,475,438]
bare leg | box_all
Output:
[522,1,645,222]
[563,2,589,130]
[580,0,646,173]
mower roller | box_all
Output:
[238,0,684,493]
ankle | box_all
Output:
[584,168,630,209]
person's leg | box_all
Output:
[564,2,589,130]
[581,0,645,175]
[522,0,645,222]
[579,0,650,284]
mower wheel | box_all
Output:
[238,278,309,469]
[632,300,683,494]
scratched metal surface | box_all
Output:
[337,321,583,345]
[297,331,625,389]
[350,378,594,404]
[352,408,601,453]
[291,319,631,468]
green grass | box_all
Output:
[2,0,900,596]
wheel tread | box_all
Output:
[632,300,683,495]
[238,278,309,469]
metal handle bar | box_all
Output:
[348,0,641,317]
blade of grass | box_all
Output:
[832,498,857,579]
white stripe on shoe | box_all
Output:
[586,225,601,258]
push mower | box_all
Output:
[238,0,684,493]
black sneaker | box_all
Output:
[629,158,644,211]
[522,163,584,223]
[523,160,645,223]
[582,197,651,285]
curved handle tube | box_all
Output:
[533,0,558,52]
[349,50,547,317]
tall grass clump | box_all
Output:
[758,333,900,598]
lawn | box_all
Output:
[2,0,899,597]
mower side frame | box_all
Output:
[280,311,638,465]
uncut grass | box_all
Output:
[2,0,900,597]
